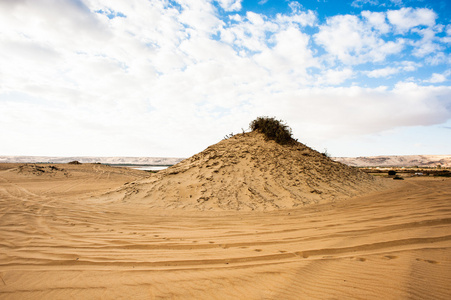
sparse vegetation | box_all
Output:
[360,167,451,178]
[250,116,293,145]
[433,171,451,177]
[322,148,331,158]
[223,132,234,140]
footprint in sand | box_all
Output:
[425,260,439,264]
[416,258,439,264]
[384,255,398,260]
[356,257,366,262]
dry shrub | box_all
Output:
[250,116,293,145]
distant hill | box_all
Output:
[0,156,184,166]
[333,155,451,168]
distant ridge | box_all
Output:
[0,156,184,166]
[333,155,451,168]
[3,155,449,168]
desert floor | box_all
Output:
[0,164,450,299]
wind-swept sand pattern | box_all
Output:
[0,162,450,299]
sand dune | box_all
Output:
[0,161,450,299]
[113,132,389,211]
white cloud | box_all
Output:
[220,8,316,54]
[366,67,399,78]
[235,83,451,147]
[317,69,354,85]
[387,7,437,33]
[352,0,379,8]
[425,52,451,65]
[362,11,390,33]
[177,0,224,36]
[316,8,446,65]
[275,9,317,27]
[443,24,451,43]
[400,61,421,72]
[246,11,265,26]
[410,26,444,57]
[425,73,447,83]
[216,0,242,12]
[390,0,403,5]
[0,0,110,56]
[254,27,317,78]
[0,0,449,157]
[315,14,404,64]
[220,12,274,52]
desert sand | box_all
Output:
[1,134,450,299]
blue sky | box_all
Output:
[0,0,450,158]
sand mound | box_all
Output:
[117,132,388,211]
[15,164,70,177]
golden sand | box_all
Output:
[0,144,450,299]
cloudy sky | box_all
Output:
[0,0,450,158]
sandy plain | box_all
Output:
[0,163,450,299]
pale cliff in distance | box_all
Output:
[333,155,451,168]
[0,156,184,166]
[2,154,450,168]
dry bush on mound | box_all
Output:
[250,116,293,145]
